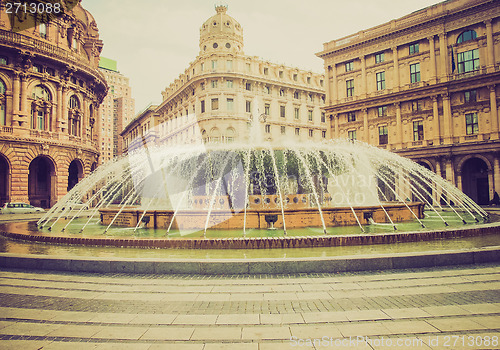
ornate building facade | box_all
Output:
[0,2,107,207]
[122,5,326,153]
[317,0,500,205]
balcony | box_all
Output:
[0,126,13,134]
[0,29,105,83]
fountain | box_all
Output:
[0,109,498,273]
[8,102,488,252]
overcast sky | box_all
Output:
[83,0,442,114]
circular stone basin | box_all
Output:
[1,211,499,250]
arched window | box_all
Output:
[31,85,52,130]
[32,85,51,100]
[225,127,236,143]
[457,30,477,44]
[201,129,207,143]
[210,127,220,143]
[68,95,80,109]
[0,79,6,126]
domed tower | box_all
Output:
[199,5,244,56]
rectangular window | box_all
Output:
[294,108,300,120]
[378,125,388,145]
[377,106,388,117]
[245,82,252,91]
[264,67,269,75]
[308,110,313,122]
[345,61,353,72]
[409,43,419,55]
[265,86,271,94]
[410,63,421,83]
[264,103,270,115]
[227,80,233,88]
[201,100,205,113]
[295,128,300,136]
[226,60,233,71]
[265,124,271,133]
[211,80,218,88]
[281,126,286,134]
[279,71,283,78]
[227,98,234,111]
[411,100,423,112]
[246,100,251,113]
[308,129,313,137]
[307,77,311,84]
[457,49,480,73]
[200,82,205,90]
[347,112,356,122]
[413,120,424,141]
[348,130,357,141]
[321,112,326,123]
[293,74,298,81]
[465,112,479,135]
[375,52,385,63]
[322,130,326,138]
[464,89,477,103]
[37,110,44,130]
[346,79,354,97]
[376,72,386,90]
[211,60,217,70]
[200,63,204,71]
[280,105,286,118]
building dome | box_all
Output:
[199,5,244,55]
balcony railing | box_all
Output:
[0,126,13,134]
[0,29,105,83]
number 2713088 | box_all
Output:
[5,2,62,15]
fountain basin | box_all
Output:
[99,202,425,230]
[1,217,498,250]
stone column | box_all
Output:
[395,102,402,148]
[438,33,448,81]
[445,156,455,185]
[456,171,462,191]
[489,85,498,140]
[428,36,437,83]
[12,72,20,116]
[488,168,494,203]
[392,47,400,92]
[56,84,63,131]
[20,73,28,118]
[361,56,367,96]
[434,158,443,205]
[333,114,339,139]
[81,98,87,140]
[432,96,440,144]
[494,156,500,199]
[327,64,337,104]
[61,87,68,134]
[362,108,369,143]
[442,93,452,144]
[485,19,495,73]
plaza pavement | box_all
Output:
[0,264,498,349]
